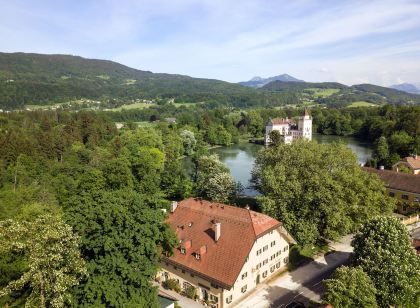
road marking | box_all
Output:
[312,281,322,287]
[293,291,304,299]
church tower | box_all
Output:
[298,108,312,141]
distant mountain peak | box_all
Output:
[250,76,263,81]
[239,74,303,87]
[390,83,420,94]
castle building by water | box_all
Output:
[265,108,312,145]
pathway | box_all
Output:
[235,234,354,308]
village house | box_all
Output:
[363,167,420,214]
[158,198,295,308]
[392,154,420,175]
[265,108,312,145]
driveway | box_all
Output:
[236,234,354,308]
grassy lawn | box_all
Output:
[347,101,377,108]
[109,102,156,111]
[306,88,340,98]
[123,79,137,85]
[171,102,201,108]
[25,103,67,110]
[288,241,330,270]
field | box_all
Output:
[109,102,155,111]
[347,101,377,108]
[306,88,340,98]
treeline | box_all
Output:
[312,105,420,167]
[104,104,419,164]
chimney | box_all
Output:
[199,245,207,255]
[379,165,384,170]
[170,201,178,213]
[214,222,221,241]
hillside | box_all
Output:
[238,74,303,87]
[1,52,419,110]
[0,52,297,110]
[262,81,420,107]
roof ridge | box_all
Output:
[247,208,258,238]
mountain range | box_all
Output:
[0,52,420,110]
[238,74,303,87]
[390,83,420,94]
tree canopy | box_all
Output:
[252,139,394,246]
[352,217,420,307]
[323,266,377,308]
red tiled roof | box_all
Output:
[402,156,420,170]
[163,198,283,288]
[269,118,292,125]
[363,167,420,194]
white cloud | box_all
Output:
[1,0,420,85]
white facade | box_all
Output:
[159,225,293,308]
[265,109,312,145]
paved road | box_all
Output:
[236,235,354,308]
[409,226,420,239]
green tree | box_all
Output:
[0,214,87,308]
[246,111,264,137]
[388,131,414,158]
[64,190,177,308]
[196,155,235,203]
[252,139,394,246]
[352,217,420,307]
[180,130,197,156]
[373,136,389,167]
[269,130,282,146]
[323,266,377,308]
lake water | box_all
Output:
[209,135,374,197]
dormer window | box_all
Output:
[180,247,186,254]
[195,253,201,260]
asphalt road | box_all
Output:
[236,235,354,308]
[410,226,420,240]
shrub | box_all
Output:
[163,278,181,293]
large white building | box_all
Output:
[265,108,312,145]
[158,198,295,308]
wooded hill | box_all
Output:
[0,53,296,109]
[263,81,420,107]
[1,52,420,110]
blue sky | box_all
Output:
[1,0,420,85]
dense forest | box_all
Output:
[0,110,253,306]
[0,111,187,306]
[101,104,420,167]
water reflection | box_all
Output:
[210,135,373,197]
[184,135,374,197]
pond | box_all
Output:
[209,135,374,197]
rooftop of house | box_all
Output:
[395,155,420,170]
[163,198,290,289]
[363,167,420,194]
[269,118,293,125]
